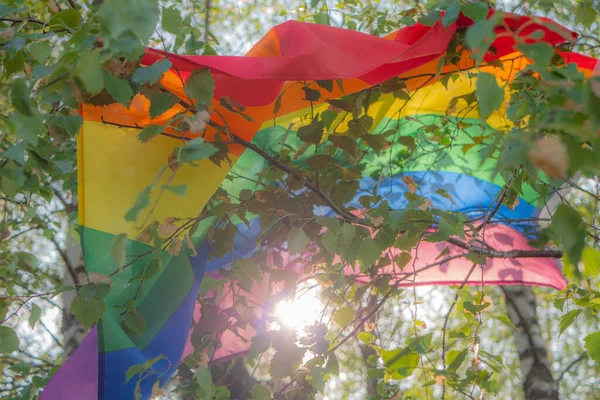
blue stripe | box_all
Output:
[99,244,209,400]
[199,170,539,272]
[357,170,537,222]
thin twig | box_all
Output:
[441,263,478,399]
[558,352,587,382]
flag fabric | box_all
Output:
[41,11,599,400]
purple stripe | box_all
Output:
[40,327,98,400]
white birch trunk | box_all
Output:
[61,226,88,356]
[502,286,559,400]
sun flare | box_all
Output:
[274,283,322,330]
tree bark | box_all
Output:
[210,358,257,400]
[502,286,559,400]
[360,294,378,398]
[360,343,378,397]
[61,229,87,356]
[204,0,211,44]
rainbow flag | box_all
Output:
[41,11,599,400]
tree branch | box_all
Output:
[229,133,365,224]
[445,237,562,259]
[49,236,80,286]
[558,352,587,383]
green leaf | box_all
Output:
[161,184,187,196]
[447,349,468,371]
[476,72,504,122]
[149,92,180,118]
[48,9,81,30]
[79,283,111,299]
[517,42,554,71]
[29,42,52,63]
[126,364,147,383]
[111,233,127,267]
[123,311,147,336]
[321,230,337,255]
[435,188,454,204]
[465,14,502,59]
[199,277,227,296]
[326,353,340,375]
[559,309,582,336]
[103,70,134,106]
[3,141,25,165]
[333,307,355,328]
[126,355,165,382]
[48,114,83,136]
[251,384,271,400]
[426,217,465,242]
[407,333,432,354]
[1,298,10,320]
[28,304,41,329]
[0,5,26,19]
[308,366,327,391]
[0,326,19,354]
[395,252,412,270]
[441,2,461,27]
[288,227,310,255]
[463,301,489,315]
[184,68,215,107]
[10,362,30,375]
[329,135,357,157]
[419,10,441,27]
[11,79,32,116]
[72,294,106,329]
[316,80,333,92]
[137,125,164,142]
[269,345,305,379]
[362,134,390,155]
[461,3,489,22]
[231,259,262,283]
[584,332,600,366]
[377,346,419,380]
[337,223,356,254]
[551,204,586,266]
[15,252,38,269]
[493,315,516,331]
[582,246,600,277]
[98,0,159,42]
[132,59,172,85]
[273,93,283,115]
[4,51,25,77]
[575,5,598,28]
[316,216,340,233]
[314,12,330,25]
[297,119,325,145]
[142,259,162,281]
[303,87,321,101]
[358,331,376,345]
[125,185,151,222]
[359,238,382,270]
[162,7,182,35]
[178,138,218,163]
[75,50,104,95]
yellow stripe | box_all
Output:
[78,121,234,237]
[275,54,531,134]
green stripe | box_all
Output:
[131,250,194,350]
[81,227,194,352]
[81,227,165,307]
[227,113,551,208]
[365,115,546,205]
